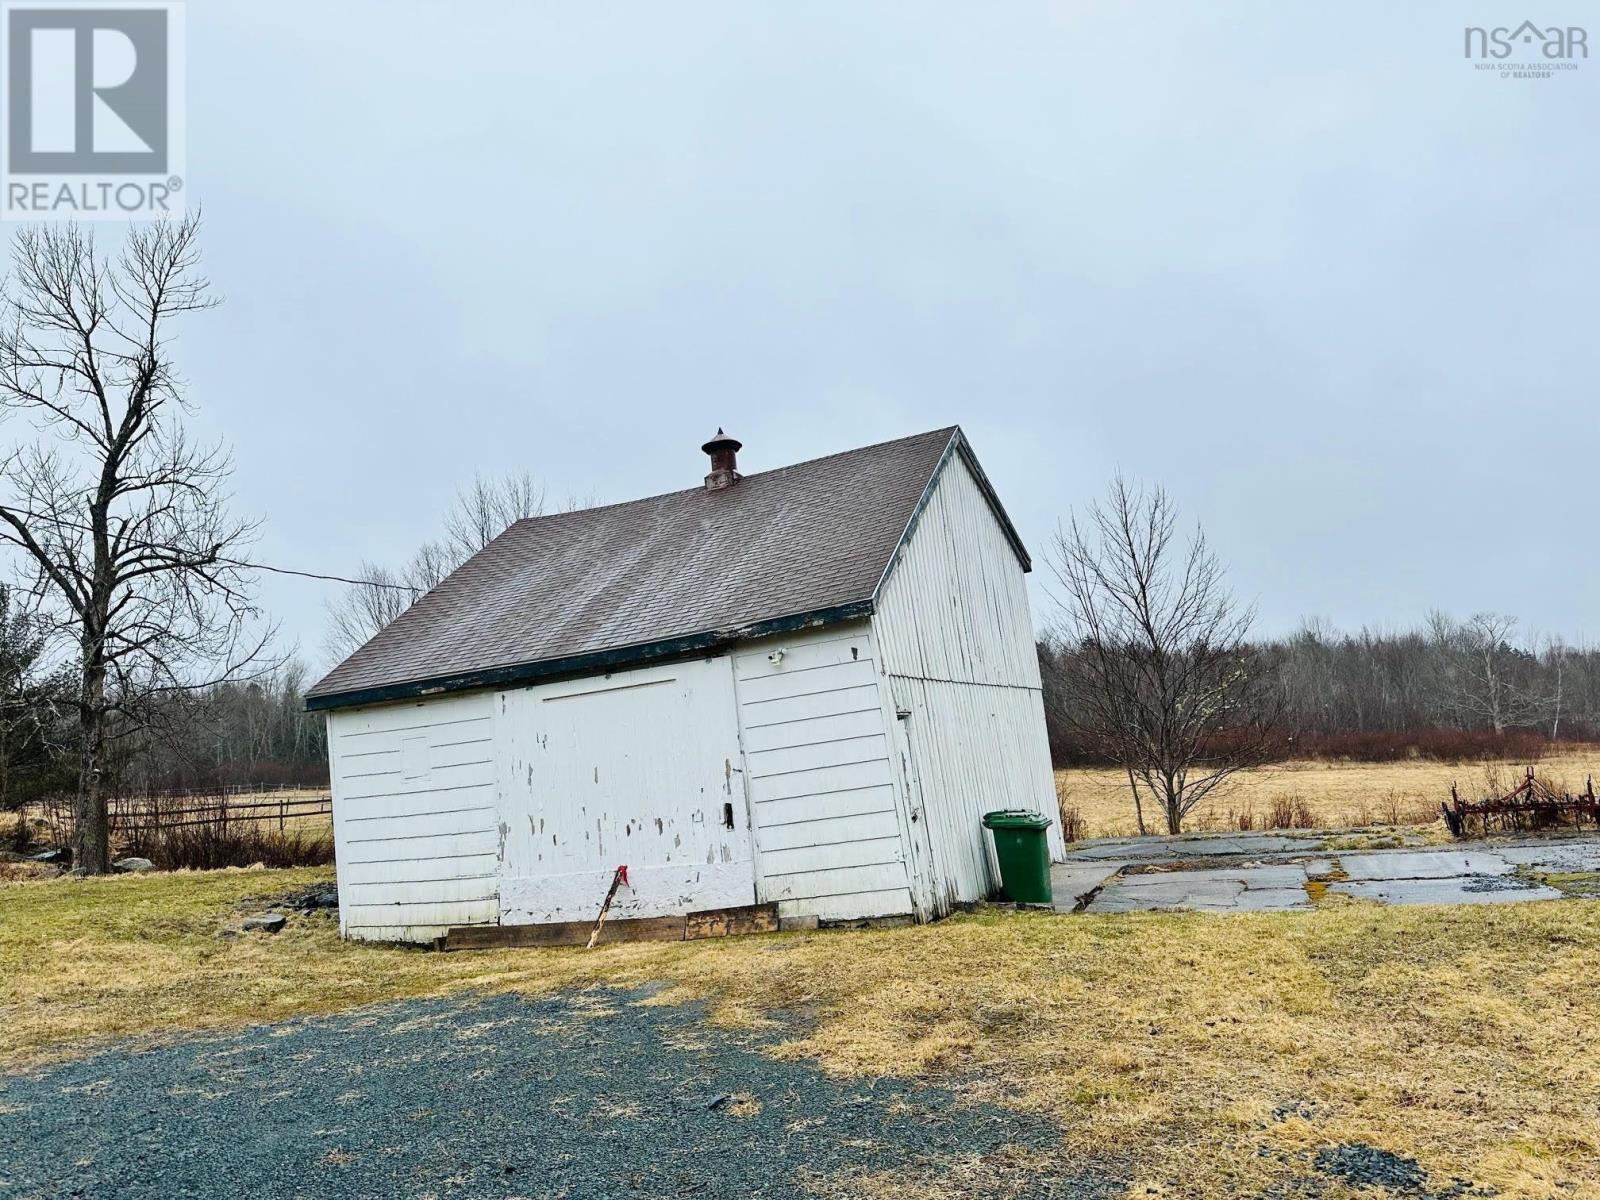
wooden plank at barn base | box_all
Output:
[437,903,779,951]
[439,916,685,950]
[686,903,780,940]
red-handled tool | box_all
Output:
[585,864,631,949]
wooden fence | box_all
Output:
[23,787,333,841]
[117,793,333,833]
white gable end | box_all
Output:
[870,449,1061,916]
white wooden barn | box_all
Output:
[306,427,1063,942]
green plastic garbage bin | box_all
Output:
[982,809,1053,904]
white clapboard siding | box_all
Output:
[872,446,1062,914]
[327,691,501,940]
[734,623,914,920]
[339,854,500,887]
[741,708,885,753]
[740,683,884,729]
[337,761,496,803]
[746,758,896,803]
[750,784,901,827]
[342,821,501,854]
[754,808,902,852]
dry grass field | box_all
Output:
[2,868,1597,1197]
[1056,747,1600,838]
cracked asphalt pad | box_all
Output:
[0,989,1120,1200]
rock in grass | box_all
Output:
[289,886,339,912]
[241,912,288,933]
[112,856,155,873]
[29,847,69,864]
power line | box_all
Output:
[215,558,419,593]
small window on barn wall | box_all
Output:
[399,734,431,781]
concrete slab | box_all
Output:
[1089,876,1245,913]
[1067,841,1177,862]
[1088,870,1314,913]
[1050,861,1129,912]
[1330,876,1563,906]
[1062,831,1319,864]
[1339,851,1510,881]
[1128,864,1310,890]
[1061,831,1600,916]
[1231,887,1314,912]
[1495,842,1600,872]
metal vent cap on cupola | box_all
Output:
[702,428,742,491]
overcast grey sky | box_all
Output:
[164,1,1597,671]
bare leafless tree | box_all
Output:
[321,561,416,662]
[0,216,270,872]
[1428,611,1539,735]
[1543,636,1570,741]
[443,470,548,561]
[1046,476,1281,834]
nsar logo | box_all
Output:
[1464,20,1587,60]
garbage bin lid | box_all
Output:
[982,809,1052,830]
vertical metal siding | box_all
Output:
[872,452,1062,913]
[327,691,501,941]
[733,622,916,921]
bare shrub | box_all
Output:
[1054,775,1085,843]
[2,809,28,852]
[121,822,333,871]
[1266,794,1317,830]
[1299,728,1548,764]
[29,788,334,868]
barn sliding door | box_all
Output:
[496,656,757,925]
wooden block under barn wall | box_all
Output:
[685,904,780,940]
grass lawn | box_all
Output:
[1057,748,1600,838]
[3,868,1598,1198]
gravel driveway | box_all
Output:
[0,989,1115,1200]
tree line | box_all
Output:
[1042,614,1600,769]
[1260,614,1598,744]
[0,597,327,811]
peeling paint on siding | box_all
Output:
[496,656,757,925]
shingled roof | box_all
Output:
[306,426,1028,711]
